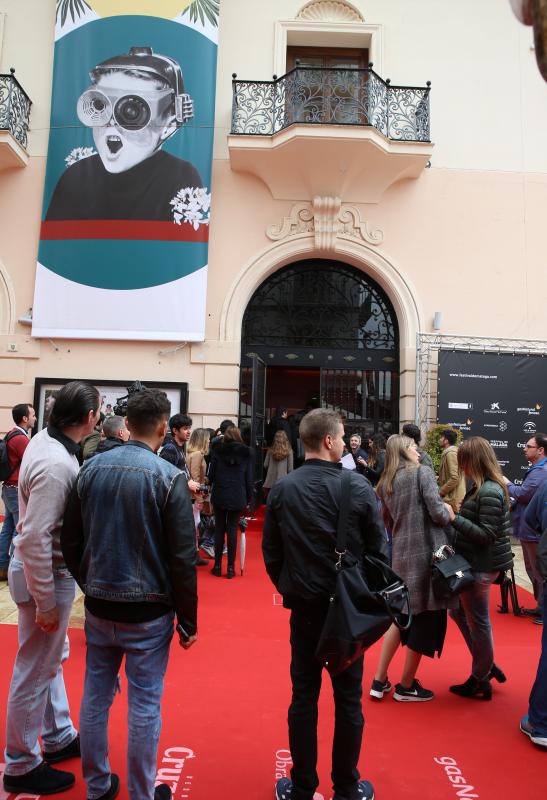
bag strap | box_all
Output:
[335,469,352,566]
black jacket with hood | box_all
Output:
[208,441,253,511]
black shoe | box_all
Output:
[369,677,392,700]
[393,679,434,702]
[227,566,236,579]
[3,762,75,795]
[211,564,222,577]
[488,664,507,684]
[533,617,543,625]
[92,773,120,800]
[333,779,375,800]
[43,733,80,764]
[449,675,492,700]
[154,784,172,800]
[522,607,542,617]
[196,557,209,566]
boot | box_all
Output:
[227,565,236,579]
[488,663,507,683]
[211,563,222,577]
[449,675,492,700]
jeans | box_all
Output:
[4,559,77,775]
[521,541,544,610]
[0,484,19,569]
[214,508,240,568]
[450,571,498,681]
[528,585,547,735]
[288,609,364,800]
[80,609,174,800]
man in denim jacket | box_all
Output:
[61,389,197,800]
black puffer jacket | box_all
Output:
[208,441,252,511]
[452,480,513,573]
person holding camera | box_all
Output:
[208,426,252,579]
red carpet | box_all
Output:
[1,512,545,800]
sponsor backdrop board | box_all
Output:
[32,1,220,341]
[437,350,545,483]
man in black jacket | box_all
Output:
[263,409,387,800]
[61,389,197,800]
[520,482,547,748]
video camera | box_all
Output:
[113,380,147,417]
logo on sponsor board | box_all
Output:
[483,421,508,432]
[523,421,537,434]
[484,402,507,415]
[517,403,543,416]
[488,440,508,449]
[448,402,473,410]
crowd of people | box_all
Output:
[0,386,545,800]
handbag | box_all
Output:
[430,544,474,600]
[416,466,475,601]
[315,469,412,677]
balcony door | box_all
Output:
[286,46,369,125]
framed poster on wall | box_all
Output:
[33,378,188,432]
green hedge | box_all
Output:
[423,424,463,474]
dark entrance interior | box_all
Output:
[239,258,400,449]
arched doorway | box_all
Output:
[239,258,399,443]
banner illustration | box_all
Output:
[33,1,220,340]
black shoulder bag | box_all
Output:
[315,469,412,677]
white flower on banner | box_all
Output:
[65,147,97,167]
[170,186,211,229]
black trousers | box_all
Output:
[213,508,240,568]
[288,609,364,800]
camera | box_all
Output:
[195,484,209,496]
[113,380,147,417]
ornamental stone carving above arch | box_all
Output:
[266,196,383,252]
[296,0,364,22]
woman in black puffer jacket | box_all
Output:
[208,426,252,579]
[449,437,513,700]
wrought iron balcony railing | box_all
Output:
[0,70,32,151]
[231,65,430,142]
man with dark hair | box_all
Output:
[438,427,465,512]
[402,423,433,470]
[0,403,36,580]
[263,408,387,800]
[504,432,547,620]
[266,406,293,448]
[161,413,208,566]
[3,382,100,796]
[61,389,198,800]
[92,415,130,455]
[520,480,547,746]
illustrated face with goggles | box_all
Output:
[77,69,188,174]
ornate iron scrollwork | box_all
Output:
[231,67,430,142]
[242,260,398,352]
[0,72,32,150]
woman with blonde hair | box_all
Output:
[448,437,513,700]
[370,434,455,702]
[263,429,293,497]
[186,428,211,559]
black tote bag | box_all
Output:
[315,470,411,677]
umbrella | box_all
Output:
[239,515,249,575]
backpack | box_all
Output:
[0,430,26,482]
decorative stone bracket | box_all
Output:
[266,196,384,251]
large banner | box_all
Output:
[437,350,546,483]
[33,1,220,341]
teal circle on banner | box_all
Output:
[39,16,216,291]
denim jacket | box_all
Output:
[61,440,198,634]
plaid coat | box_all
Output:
[382,464,455,614]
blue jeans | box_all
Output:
[528,585,547,735]
[80,609,175,800]
[449,571,498,681]
[4,559,77,775]
[0,485,19,569]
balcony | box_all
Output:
[228,66,434,203]
[0,70,32,170]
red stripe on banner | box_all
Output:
[40,220,209,242]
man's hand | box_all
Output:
[444,502,456,522]
[188,479,200,493]
[178,633,197,650]
[36,607,59,633]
